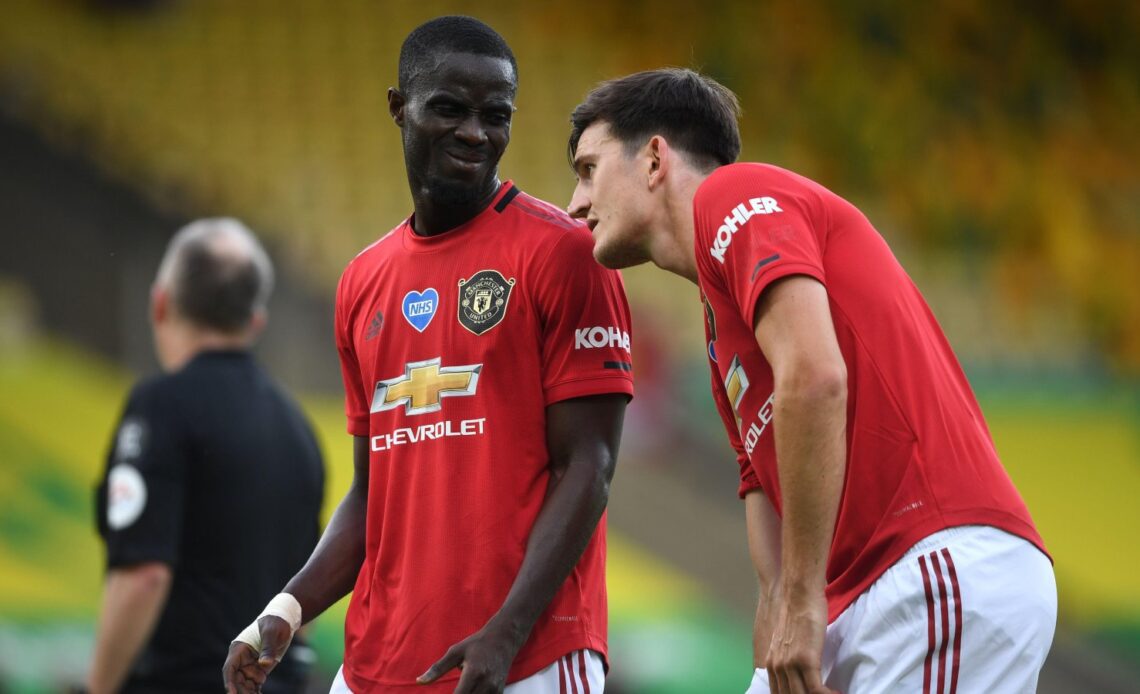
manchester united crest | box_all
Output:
[458,269,516,335]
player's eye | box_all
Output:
[482,110,512,127]
[430,102,466,119]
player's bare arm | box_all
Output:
[419,393,627,693]
[87,562,172,694]
[744,490,782,668]
[223,435,370,694]
[753,276,845,694]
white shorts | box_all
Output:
[746,525,1056,694]
[330,649,604,693]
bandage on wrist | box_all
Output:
[261,592,303,632]
[232,592,303,652]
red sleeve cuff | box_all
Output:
[737,453,763,499]
[738,475,763,499]
[544,376,634,406]
[346,415,369,437]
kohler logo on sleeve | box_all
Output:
[709,196,783,263]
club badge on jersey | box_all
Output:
[457,269,516,335]
[703,294,718,363]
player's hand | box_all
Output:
[764,583,838,694]
[222,615,294,694]
[417,622,524,693]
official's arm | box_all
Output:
[87,562,173,694]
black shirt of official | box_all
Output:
[96,350,325,693]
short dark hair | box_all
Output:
[158,219,273,333]
[569,68,741,171]
[398,15,518,93]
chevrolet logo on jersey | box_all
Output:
[370,358,482,416]
[724,354,749,420]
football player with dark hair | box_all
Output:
[225,17,632,694]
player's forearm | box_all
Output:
[754,593,771,667]
[773,371,846,597]
[87,563,172,694]
[744,490,782,595]
[283,482,367,622]
[490,454,614,645]
[745,490,782,667]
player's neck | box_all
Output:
[649,230,697,283]
[650,169,706,284]
[409,178,502,236]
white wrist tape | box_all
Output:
[262,593,304,631]
[234,621,263,653]
[232,593,303,654]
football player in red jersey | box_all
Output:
[224,17,632,694]
[566,69,1055,694]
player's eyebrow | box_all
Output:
[572,152,594,176]
[426,86,517,108]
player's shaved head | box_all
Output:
[155,218,274,333]
[569,68,742,172]
[398,15,517,95]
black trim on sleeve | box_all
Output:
[494,184,521,212]
[751,253,781,280]
[603,361,633,371]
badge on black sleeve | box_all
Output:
[458,269,516,335]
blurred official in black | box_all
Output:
[89,218,325,693]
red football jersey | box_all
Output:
[693,163,1047,622]
[334,183,634,691]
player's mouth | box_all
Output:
[586,218,599,233]
[445,149,487,172]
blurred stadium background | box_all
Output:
[1,0,1138,691]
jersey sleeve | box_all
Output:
[95,383,188,568]
[698,167,827,329]
[533,229,635,405]
[335,269,371,436]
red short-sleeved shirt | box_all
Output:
[694,163,1046,622]
[334,182,634,691]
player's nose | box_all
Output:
[567,185,589,219]
[454,113,488,145]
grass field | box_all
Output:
[1,338,1137,690]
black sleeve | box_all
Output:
[95,381,189,569]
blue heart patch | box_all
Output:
[402,288,439,332]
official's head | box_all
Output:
[389,16,518,207]
[567,68,742,269]
[151,218,274,371]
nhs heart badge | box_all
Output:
[402,288,439,332]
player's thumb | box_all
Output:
[255,616,292,670]
[417,644,464,684]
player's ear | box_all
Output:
[388,88,407,126]
[646,135,669,191]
